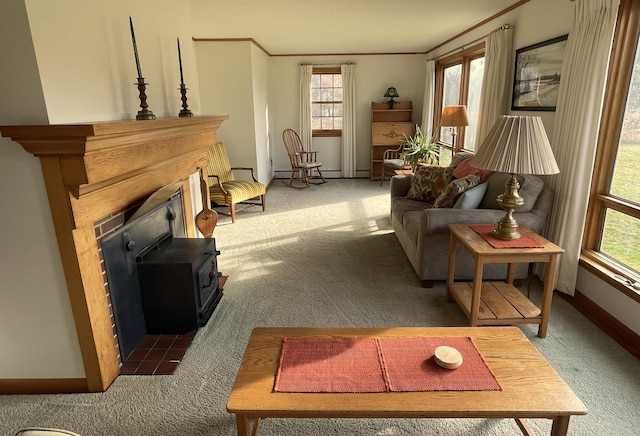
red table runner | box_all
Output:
[470,224,544,248]
[274,336,501,393]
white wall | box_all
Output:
[0,0,202,379]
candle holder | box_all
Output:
[178,84,193,117]
[134,77,156,120]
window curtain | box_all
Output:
[475,25,514,147]
[299,65,314,150]
[544,0,619,295]
[341,64,357,178]
[421,60,436,134]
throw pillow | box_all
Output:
[453,182,488,209]
[434,174,480,208]
[452,158,494,183]
[406,165,454,203]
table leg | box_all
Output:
[538,254,559,338]
[550,415,571,436]
[506,262,515,285]
[235,414,250,436]
[235,414,261,436]
[446,232,457,303]
[469,259,484,327]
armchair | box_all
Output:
[206,142,266,223]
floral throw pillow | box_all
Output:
[407,165,454,203]
[433,174,480,208]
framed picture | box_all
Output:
[511,34,568,111]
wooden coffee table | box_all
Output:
[227,327,587,436]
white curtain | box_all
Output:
[299,65,314,150]
[475,26,514,147]
[341,64,357,178]
[545,0,620,295]
[421,60,436,134]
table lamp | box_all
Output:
[441,105,469,159]
[384,87,400,109]
[470,115,559,240]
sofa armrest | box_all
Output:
[390,174,412,197]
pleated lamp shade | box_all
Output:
[471,115,559,175]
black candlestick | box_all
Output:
[178,84,193,117]
[135,77,156,120]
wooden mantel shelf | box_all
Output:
[0,115,228,393]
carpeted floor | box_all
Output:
[1,179,639,435]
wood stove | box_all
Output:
[101,189,222,361]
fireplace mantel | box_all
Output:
[1,115,228,392]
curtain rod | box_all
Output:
[433,24,513,60]
[298,62,355,66]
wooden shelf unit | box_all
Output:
[370,101,413,180]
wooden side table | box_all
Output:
[446,224,564,338]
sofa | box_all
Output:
[390,153,554,288]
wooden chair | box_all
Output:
[379,143,411,185]
[206,142,266,223]
[282,128,327,188]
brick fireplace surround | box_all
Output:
[1,115,228,393]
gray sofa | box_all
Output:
[390,154,554,288]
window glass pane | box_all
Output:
[443,65,462,106]
[312,104,322,117]
[311,74,320,88]
[441,64,462,144]
[334,117,343,129]
[311,88,321,101]
[464,57,485,152]
[612,42,640,204]
[312,118,322,129]
[320,88,333,102]
[600,209,640,274]
[320,74,333,87]
[334,103,343,116]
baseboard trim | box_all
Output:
[561,290,640,360]
[0,378,89,394]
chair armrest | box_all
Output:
[230,167,259,183]
[207,174,230,195]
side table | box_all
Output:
[446,224,564,338]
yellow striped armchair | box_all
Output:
[206,142,266,223]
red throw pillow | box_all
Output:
[453,158,494,183]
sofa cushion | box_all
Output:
[406,165,454,203]
[453,182,488,209]
[452,158,494,183]
[479,173,545,212]
[433,174,480,208]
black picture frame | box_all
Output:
[511,34,568,111]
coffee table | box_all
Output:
[227,327,587,436]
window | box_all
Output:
[583,0,640,301]
[435,44,485,165]
[311,67,342,137]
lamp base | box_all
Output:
[388,98,395,109]
[493,173,525,240]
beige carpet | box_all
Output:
[1,179,639,435]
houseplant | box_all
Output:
[400,124,440,170]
